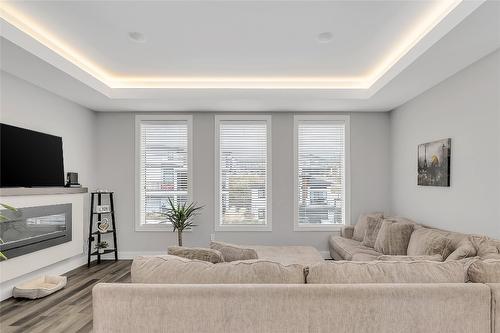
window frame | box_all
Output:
[135,114,193,232]
[293,115,351,232]
[214,115,272,232]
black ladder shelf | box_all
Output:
[87,191,118,267]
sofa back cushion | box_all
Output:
[210,241,258,262]
[131,255,305,284]
[374,220,414,255]
[306,261,467,284]
[407,228,453,258]
[446,238,477,261]
[361,217,383,248]
[167,246,224,263]
[352,212,384,242]
[468,259,500,283]
[470,236,500,259]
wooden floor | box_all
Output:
[0,260,132,333]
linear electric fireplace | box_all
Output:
[0,204,72,259]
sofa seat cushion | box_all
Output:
[307,261,467,284]
[374,220,414,255]
[210,241,258,262]
[407,228,453,258]
[131,255,305,284]
[250,246,323,266]
[351,253,380,261]
[468,259,500,283]
[377,254,443,262]
[352,212,384,242]
[167,246,224,263]
[329,236,382,261]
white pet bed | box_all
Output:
[13,275,67,299]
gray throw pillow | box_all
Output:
[168,246,224,263]
[352,212,384,242]
[361,217,383,248]
[210,241,258,262]
[406,228,453,258]
[374,220,414,255]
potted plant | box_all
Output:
[166,198,203,247]
[95,241,108,254]
[0,203,18,261]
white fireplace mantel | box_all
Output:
[0,190,87,300]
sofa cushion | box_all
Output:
[468,259,500,283]
[352,212,384,242]
[407,228,452,258]
[446,238,477,261]
[361,217,383,248]
[377,254,443,262]
[351,253,380,261]
[306,261,467,284]
[250,246,323,266]
[470,236,500,259]
[167,246,224,263]
[374,220,414,255]
[329,236,382,261]
[131,255,305,284]
[210,241,258,262]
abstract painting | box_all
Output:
[417,138,451,187]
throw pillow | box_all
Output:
[210,241,258,262]
[406,228,453,258]
[361,217,383,248]
[167,246,224,264]
[470,236,500,259]
[374,220,414,255]
[377,254,443,262]
[352,212,384,242]
[467,259,500,283]
[446,238,477,261]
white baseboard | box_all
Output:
[0,254,87,301]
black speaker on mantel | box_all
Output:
[65,172,81,188]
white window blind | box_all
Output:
[296,119,346,228]
[216,117,271,230]
[137,119,190,227]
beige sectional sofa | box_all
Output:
[329,213,500,261]
[93,254,500,333]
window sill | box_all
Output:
[294,224,344,232]
[135,224,193,232]
[215,224,272,232]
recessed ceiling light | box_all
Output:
[317,32,333,43]
[128,31,146,43]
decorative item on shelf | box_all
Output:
[97,218,110,233]
[417,138,451,187]
[165,198,203,247]
[0,203,19,261]
[95,241,108,254]
[95,205,111,213]
[65,172,81,188]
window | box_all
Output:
[294,115,350,231]
[135,115,192,231]
[215,115,272,231]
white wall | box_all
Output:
[96,112,390,254]
[390,49,500,239]
[0,70,98,253]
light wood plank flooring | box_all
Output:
[0,260,132,333]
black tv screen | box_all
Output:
[0,123,64,187]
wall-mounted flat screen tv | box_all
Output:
[0,123,64,187]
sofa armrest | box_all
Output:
[340,225,355,239]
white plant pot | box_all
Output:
[98,248,105,254]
